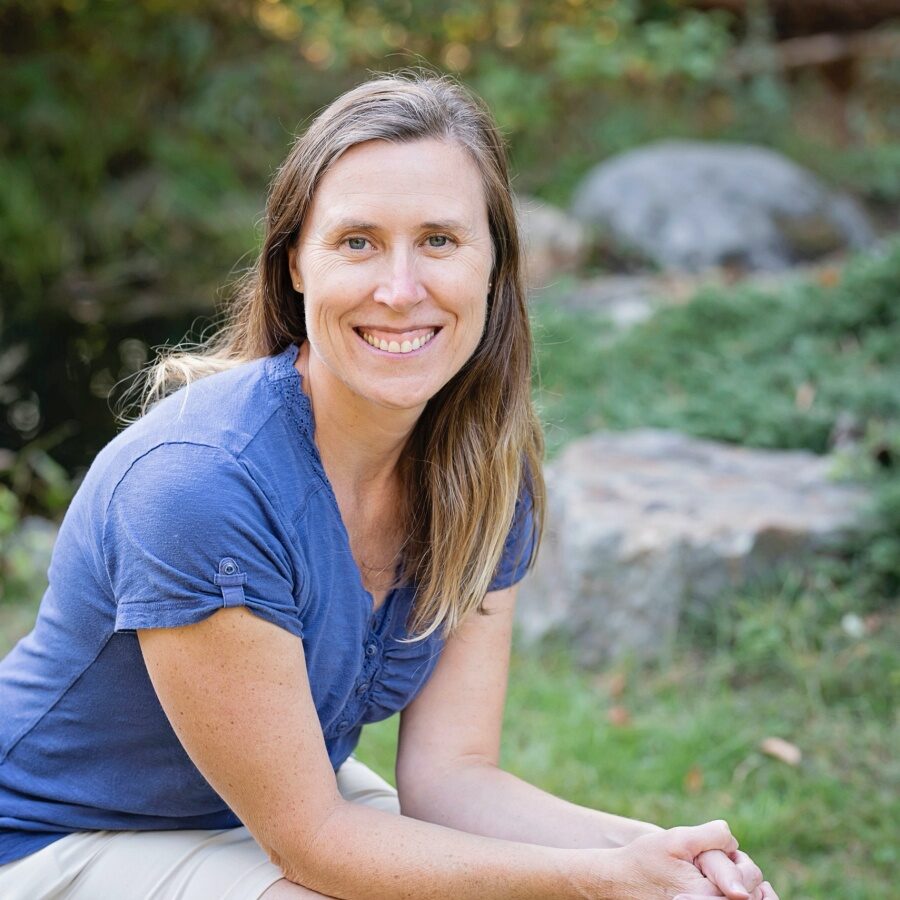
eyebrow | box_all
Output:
[323,217,473,235]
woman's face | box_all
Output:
[289,138,494,415]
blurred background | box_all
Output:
[1,2,898,897]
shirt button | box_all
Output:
[338,719,349,730]
[356,682,370,695]
[365,643,378,657]
[220,558,237,575]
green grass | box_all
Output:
[533,246,900,458]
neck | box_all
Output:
[294,342,420,496]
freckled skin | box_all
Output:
[288,138,494,417]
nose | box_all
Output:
[372,250,425,311]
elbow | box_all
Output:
[397,755,496,822]
[256,800,349,892]
[396,764,438,821]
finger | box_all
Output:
[760,881,780,900]
[669,820,740,860]
[673,896,727,900]
[730,849,764,894]
[694,849,751,899]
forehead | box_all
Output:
[307,138,489,231]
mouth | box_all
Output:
[353,326,441,355]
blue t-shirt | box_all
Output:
[0,343,535,865]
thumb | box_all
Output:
[667,819,739,861]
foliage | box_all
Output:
[536,243,900,454]
[0,483,54,606]
[0,0,737,313]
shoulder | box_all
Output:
[62,353,319,551]
[87,352,303,501]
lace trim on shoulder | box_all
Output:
[265,343,313,438]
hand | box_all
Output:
[598,819,742,900]
[681,848,779,900]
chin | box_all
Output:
[369,391,431,413]
[359,379,439,412]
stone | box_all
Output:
[516,194,588,289]
[516,429,868,666]
[570,141,875,273]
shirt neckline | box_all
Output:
[266,342,400,632]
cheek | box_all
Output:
[303,297,352,359]
[457,297,488,353]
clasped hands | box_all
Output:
[613,819,779,900]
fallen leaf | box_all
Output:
[607,705,632,727]
[760,736,802,766]
[684,765,704,794]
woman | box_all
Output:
[0,73,777,899]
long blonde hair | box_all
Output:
[132,71,545,640]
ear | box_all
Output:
[288,243,303,293]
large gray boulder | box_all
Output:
[517,429,868,667]
[570,141,875,273]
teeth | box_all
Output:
[359,330,435,354]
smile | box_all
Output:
[354,327,438,355]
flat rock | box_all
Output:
[516,429,869,666]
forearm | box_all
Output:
[400,759,662,850]
[272,796,613,899]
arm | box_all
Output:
[138,606,605,900]
[396,585,764,899]
[396,585,659,849]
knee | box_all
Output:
[259,877,333,899]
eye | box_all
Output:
[426,234,453,249]
[346,236,369,251]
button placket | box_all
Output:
[355,633,382,703]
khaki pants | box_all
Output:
[0,756,399,899]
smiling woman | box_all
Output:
[0,72,777,900]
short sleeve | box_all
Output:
[104,442,304,639]
[486,481,538,592]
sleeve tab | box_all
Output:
[214,557,248,607]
